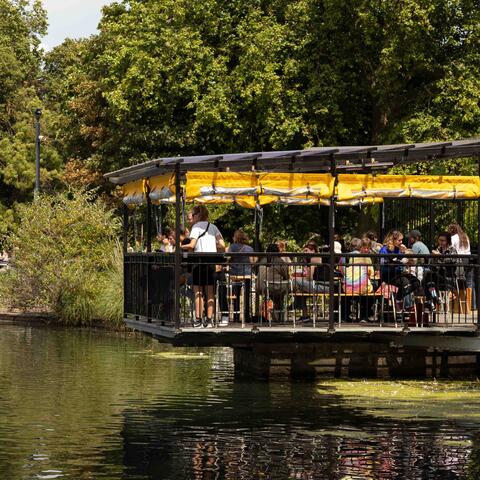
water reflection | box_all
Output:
[121,378,477,479]
[0,324,479,479]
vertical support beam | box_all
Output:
[254,206,260,252]
[123,204,129,320]
[429,200,435,249]
[145,184,152,322]
[477,156,480,332]
[328,156,337,333]
[174,163,182,329]
[146,185,152,253]
[123,204,129,255]
[379,201,385,241]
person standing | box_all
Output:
[448,223,475,309]
[181,205,225,328]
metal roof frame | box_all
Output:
[105,138,480,185]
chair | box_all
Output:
[264,279,293,325]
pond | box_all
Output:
[0,323,479,479]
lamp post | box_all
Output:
[34,108,42,197]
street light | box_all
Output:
[34,108,42,197]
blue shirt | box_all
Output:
[379,245,402,282]
[229,243,253,276]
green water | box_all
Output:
[1,323,480,479]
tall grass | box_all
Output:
[2,190,123,327]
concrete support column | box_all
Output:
[232,343,479,380]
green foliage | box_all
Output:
[2,189,122,325]
[43,0,479,244]
[93,242,124,326]
[53,0,479,175]
[1,0,479,256]
[0,0,60,240]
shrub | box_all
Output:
[2,189,122,325]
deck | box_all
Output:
[125,316,480,351]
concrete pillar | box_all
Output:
[232,342,480,380]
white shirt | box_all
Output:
[190,221,222,253]
[451,233,470,255]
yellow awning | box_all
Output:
[257,173,334,198]
[185,172,334,203]
[337,174,480,201]
[149,174,175,203]
[122,179,147,206]
[123,172,479,208]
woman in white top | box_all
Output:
[448,223,470,255]
[182,205,225,327]
[448,223,475,306]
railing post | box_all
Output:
[477,156,480,333]
[123,204,129,255]
[123,204,128,320]
[328,156,337,333]
[254,204,261,252]
[145,185,152,321]
[146,185,152,253]
[174,162,182,329]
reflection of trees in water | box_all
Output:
[119,381,472,479]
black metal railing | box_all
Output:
[124,251,479,330]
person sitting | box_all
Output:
[396,249,423,310]
[292,241,328,320]
[155,227,174,253]
[379,230,406,285]
[227,229,254,323]
[364,231,382,254]
[257,244,290,322]
[339,238,376,322]
[333,233,343,254]
[423,232,458,308]
[276,240,292,264]
[401,250,424,283]
[340,238,374,295]
[407,230,430,263]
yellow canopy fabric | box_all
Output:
[122,179,147,206]
[185,172,334,206]
[123,172,479,208]
[149,174,175,203]
[257,173,334,198]
[186,172,258,199]
[337,174,480,201]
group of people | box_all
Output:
[343,225,474,318]
[155,203,474,326]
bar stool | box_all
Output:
[216,273,242,325]
[265,279,293,325]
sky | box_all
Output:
[41,0,112,50]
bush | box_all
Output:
[2,189,123,325]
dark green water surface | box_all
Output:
[1,323,480,479]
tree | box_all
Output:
[0,0,62,240]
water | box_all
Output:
[1,324,480,479]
